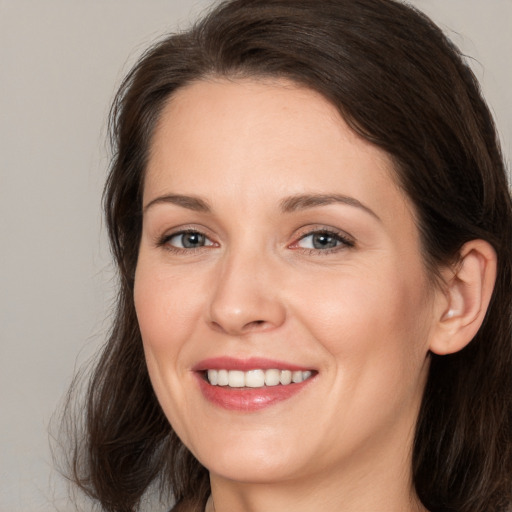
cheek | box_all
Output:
[291,260,433,371]
[133,260,205,437]
[300,266,432,429]
[134,260,205,355]
[133,259,203,430]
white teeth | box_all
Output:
[207,369,218,385]
[292,370,303,383]
[205,368,314,388]
[217,369,229,386]
[264,369,281,386]
[228,370,245,388]
[245,369,265,388]
[280,370,292,385]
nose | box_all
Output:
[207,248,286,336]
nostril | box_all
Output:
[208,319,267,334]
[245,320,267,330]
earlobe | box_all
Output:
[429,240,497,356]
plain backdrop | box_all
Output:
[0,1,510,511]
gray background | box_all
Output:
[1,1,510,511]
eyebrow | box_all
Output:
[280,193,380,220]
[143,194,211,214]
[143,192,380,220]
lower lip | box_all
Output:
[195,374,314,411]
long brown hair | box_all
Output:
[63,1,512,511]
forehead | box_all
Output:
[145,78,411,222]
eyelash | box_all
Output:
[157,229,216,254]
[291,228,355,255]
[156,227,355,255]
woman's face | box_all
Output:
[135,79,440,486]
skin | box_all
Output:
[134,78,443,512]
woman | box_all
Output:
[65,0,512,511]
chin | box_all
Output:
[203,451,303,484]
[187,428,312,484]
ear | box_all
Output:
[429,240,497,355]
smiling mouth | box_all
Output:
[205,369,315,388]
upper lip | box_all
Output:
[192,356,313,372]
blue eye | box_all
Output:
[296,231,353,251]
[166,231,214,249]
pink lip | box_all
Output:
[192,357,316,412]
[192,356,310,372]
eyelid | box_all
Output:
[155,225,218,252]
[288,226,355,252]
[152,224,354,254]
